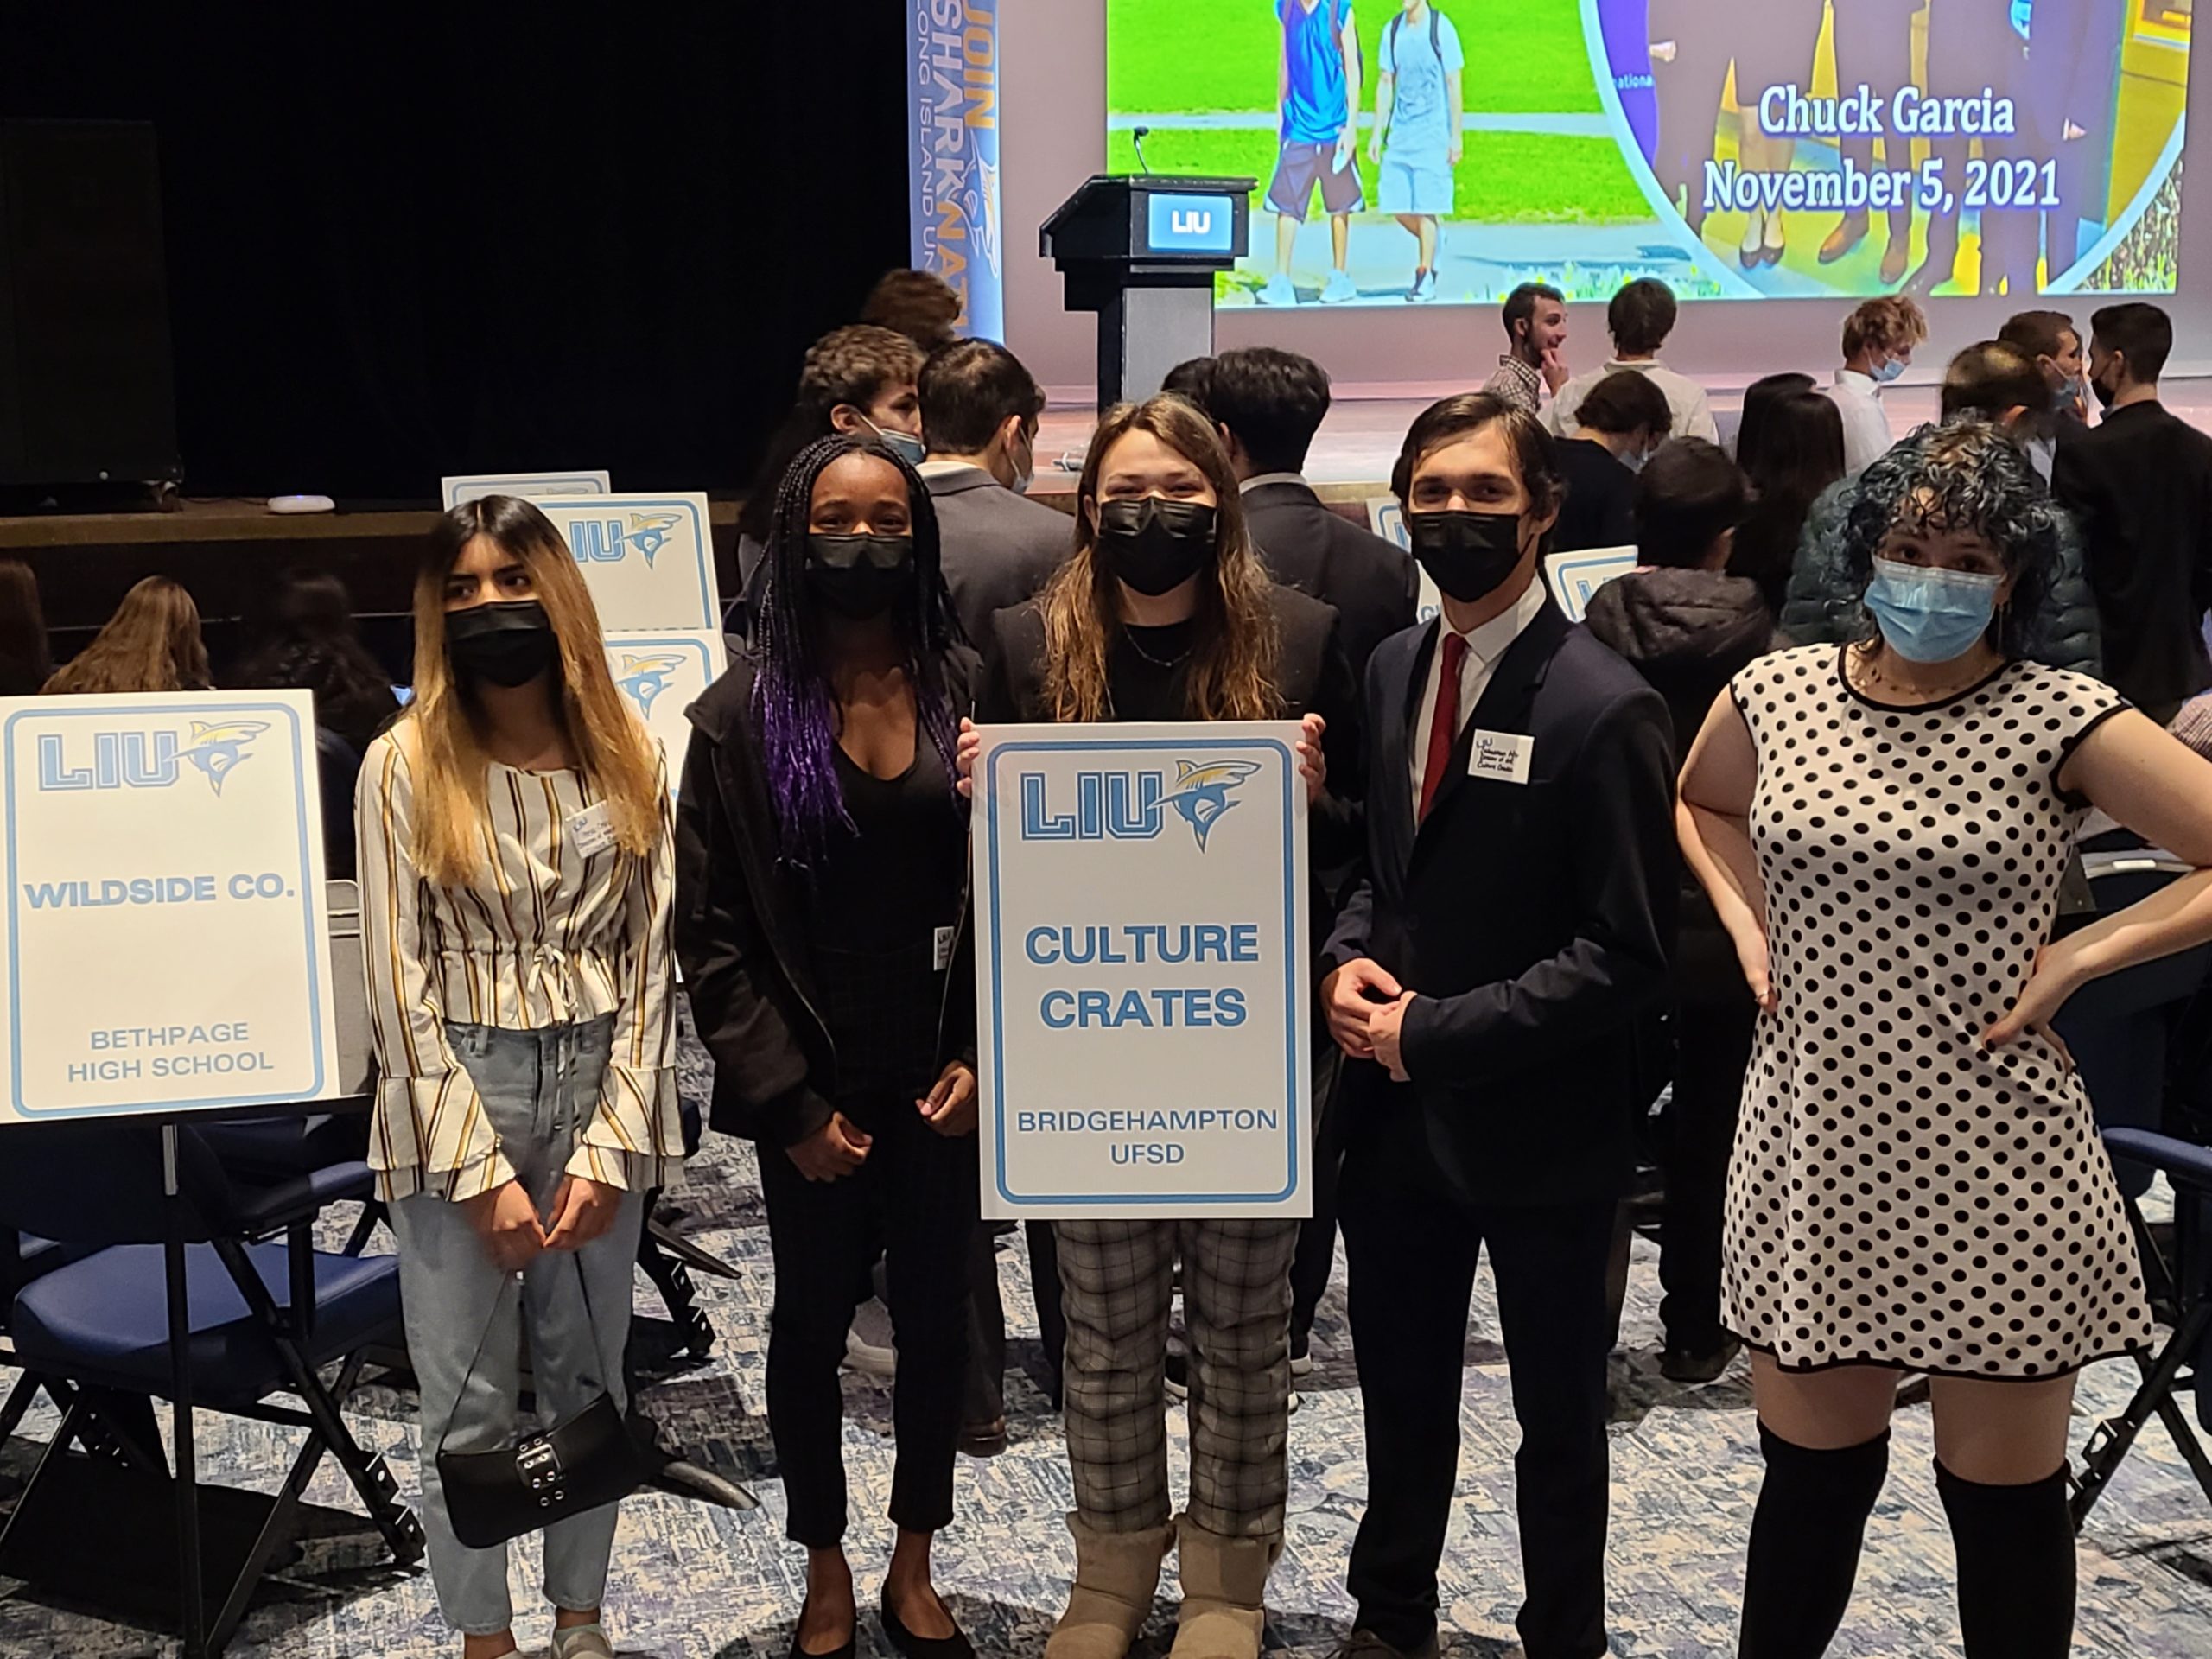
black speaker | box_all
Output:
[0,119,181,493]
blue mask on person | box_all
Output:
[1862,557,2002,664]
[864,417,928,468]
[1872,355,1907,385]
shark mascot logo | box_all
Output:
[622,511,685,568]
[612,651,689,720]
[178,720,270,796]
[1159,759,1259,851]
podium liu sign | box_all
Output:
[972,722,1311,1220]
[0,691,340,1122]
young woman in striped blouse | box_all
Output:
[359,494,683,1659]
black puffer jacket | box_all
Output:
[1777,476,2105,677]
[1583,568,1783,763]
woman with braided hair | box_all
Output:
[676,434,982,1659]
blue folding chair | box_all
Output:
[2071,1126,2212,1526]
[0,1117,423,1653]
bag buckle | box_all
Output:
[517,1438,565,1502]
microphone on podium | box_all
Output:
[1132,125,1154,175]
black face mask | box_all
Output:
[1408,508,1529,604]
[2090,364,2120,410]
[1096,497,1217,597]
[804,532,918,620]
[447,599,557,688]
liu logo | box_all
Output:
[1017,758,1259,851]
[567,511,687,569]
[36,720,268,797]
[1171,208,1212,238]
[611,651,688,719]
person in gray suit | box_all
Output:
[917,340,1071,646]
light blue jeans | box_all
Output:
[390,1016,645,1637]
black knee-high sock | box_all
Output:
[1936,1460,2075,1659]
[1738,1422,1891,1658]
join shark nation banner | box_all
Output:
[907,0,1004,341]
[972,721,1312,1220]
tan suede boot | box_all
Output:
[1167,1515,1282,1659]
[1044,1513,1174,1659]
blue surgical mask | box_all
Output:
[864,416,928,468]
[1863,556,2002,664]
[2054,374,2082,409]
[1872,355,1906,385]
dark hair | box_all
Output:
[860,268,963,352]
[1840,421,2058,660]
[1573,370,1673,439]
[752,435,963,867]
[232,569,399,759]
[1391,392,1564,519]
[1734,372,1817,474]
[1207,347,1332,474]
[0,560,52,698]
[1636,439,1746,569]
[1732,391,1845,613]
[1501,281,1565,343]
[740,325,927,543]
[1999,308,2078,364]
[1160,356,1217,417]
[2091,301,2173,384]
[1941,340,2050,422]
[918,339,1044,456]
[1607,277,1677,357]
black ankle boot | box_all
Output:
[1936,1459,2075,1658]
[1738,1422,1891,1657]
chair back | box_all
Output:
[0,1119,236,1246]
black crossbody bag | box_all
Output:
[435,1252,647,1549]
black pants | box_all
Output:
[1660,953,1758,1353]
[759,1095,977,1547]
[1291,1046,1347,1344]
[1340,1152,1617,1659]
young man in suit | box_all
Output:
[918,339,1071,646]
[1204,346,1420,682]
[2053,302,2212,721]
[1321,394,1678,1659]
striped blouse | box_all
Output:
[356,725,684,1202]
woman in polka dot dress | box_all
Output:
[1677,422,2212,1658]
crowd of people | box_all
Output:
[16,267,2212,1659]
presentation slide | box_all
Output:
[1105,0,2191,307]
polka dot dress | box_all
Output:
[1721,645,2154,1377]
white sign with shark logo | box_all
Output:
[535,492,723,633]
[0,690,340,1123]
[603,630,726,785]
[440,469,613,508]
[972,721,1312,1219]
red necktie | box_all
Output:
[1418,632,1469,823]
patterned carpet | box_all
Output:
[4,1025,2211,1658]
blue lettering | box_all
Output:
[1214,987,1247,1027]
[1020,773,1075,840]
[36,735,91,791]
[1027,925,1060,964]
[1040,990,1075,1028]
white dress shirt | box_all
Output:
[1408,574,1550,816]
[1545,359,1719,448]
[1824,368,1893,475]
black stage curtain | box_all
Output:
[0,7,909,500]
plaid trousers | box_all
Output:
[1056,1217,1300,1538]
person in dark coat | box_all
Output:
[677,434,982,1659]
[1552,369,1673,553]
[1586,439,1780,1383]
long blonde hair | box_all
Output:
[403,496,661,887]
[45,575,210,695]
[1039,396,1280,722]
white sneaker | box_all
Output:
[1406,269,1437,302]
[1259,273,1299,307]
[842,1298,897,1378]
[1320,270,1357,303]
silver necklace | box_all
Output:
[1122,627,1192,671]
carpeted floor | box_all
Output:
[4,1024,2211,1658]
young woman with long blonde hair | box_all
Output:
[359,494,681,1659]
[43,574,210,694]
[957,394,1357,1659]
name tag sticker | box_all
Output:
[1468,729,1535,785]
[569,802,618,856]
[934,925,957,973]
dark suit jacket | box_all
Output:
[1324,600,1678,1206]
[2051,400,2212,712]
[925,465,1073,647]
[1551,436,1638,554]
[1242,478,1418,680]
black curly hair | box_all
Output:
[1839,418,2059,661]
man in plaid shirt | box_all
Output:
[1480,282,1571,416]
